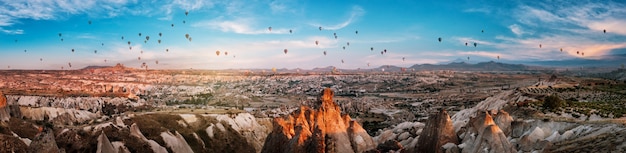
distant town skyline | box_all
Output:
[1,0,626,70]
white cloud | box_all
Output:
[463,8,490,14]
[315,5,365,30]
[0,27,23,34]
[508,24,525,36]
[193,18,292,34]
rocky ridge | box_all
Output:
[261,88,376,153]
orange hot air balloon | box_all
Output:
[216,50,221,56]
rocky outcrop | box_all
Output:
[261,88,376,153]
[416,109,459,153]
[459,111,516,153]
[27,129,61,153]
[97,132,116,153]
[0,92,9,121]
[0,134,28,153]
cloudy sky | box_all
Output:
[1,0,625,70]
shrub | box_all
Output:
[543,94,563,110]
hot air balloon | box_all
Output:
[188,37,192,42]
[402,57,405,61]
[24,50,26,52]
[341,59,344,63]
[604,29,606,33]
[371,47,374,51]
[40,58,42,61]
[481,29,484,33]
[185,34,189,39]
[166,49,169,52]
[581,52,584,56]
[146,36,150,41]
[576,51,579,54]
[355,30,358,34]
[138,57,141,60]
[94,50,97,54]
[465,42,468,46]
[159,32,162,37]
[216,50,220,56]
[88,20,92,24]
[323,51,327,55]
[71,49,75,53]
[539,44,542,48]
[156,60,159,64]
[127,41,131,45]
[140,50,143,54]
[183,20,186,24]
[347,42,350,46]
[342,46,346,50]
[560,48,563,52]
[185,11,189,16]
[334,35,338,39]
[68,62,71,67]
[139,33,142,37]
[61,38,63,42]
[158,40,161,44]
[58,33,62,37]
[474,42,477,47]
[334,33,336,36]
[129,46,132,50]
[381,51,384,55]
[268,27,272,32]
[315,40,319,45]
[289,29,292,33]
[171,24,174,27]
[144,40,147,44]
[104,59,107,63]
[497,55,500,60]
[284,49,288,54]
[272,67,277,73]
[319,26,322,31]
[101,43,104,46]
[121,36,124,40]
[438,37,442,42]
[384,49,387,53]
[225,52,228,56]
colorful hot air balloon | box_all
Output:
[315,40,319,45]
[284,49,288,54]
[216,50,220,56]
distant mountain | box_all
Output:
[524,54,626,67]
[409,61,528,71]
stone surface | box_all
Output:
[261,88,376,153]
[416,109,459,153]
[27,129,61,153]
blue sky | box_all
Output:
[1,0,625,70]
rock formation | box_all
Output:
[416,109,459,153]
[261,88,376,153]
[460,111,516,153]
[27,128,61,153]
[0,91,9,121]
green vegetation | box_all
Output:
[543,94,563,110]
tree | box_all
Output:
[543,94,562,110]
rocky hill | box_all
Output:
[261,88,377,153]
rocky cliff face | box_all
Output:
[416,109,459,153]
[261,88,376,153]
[0,92,8,121]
